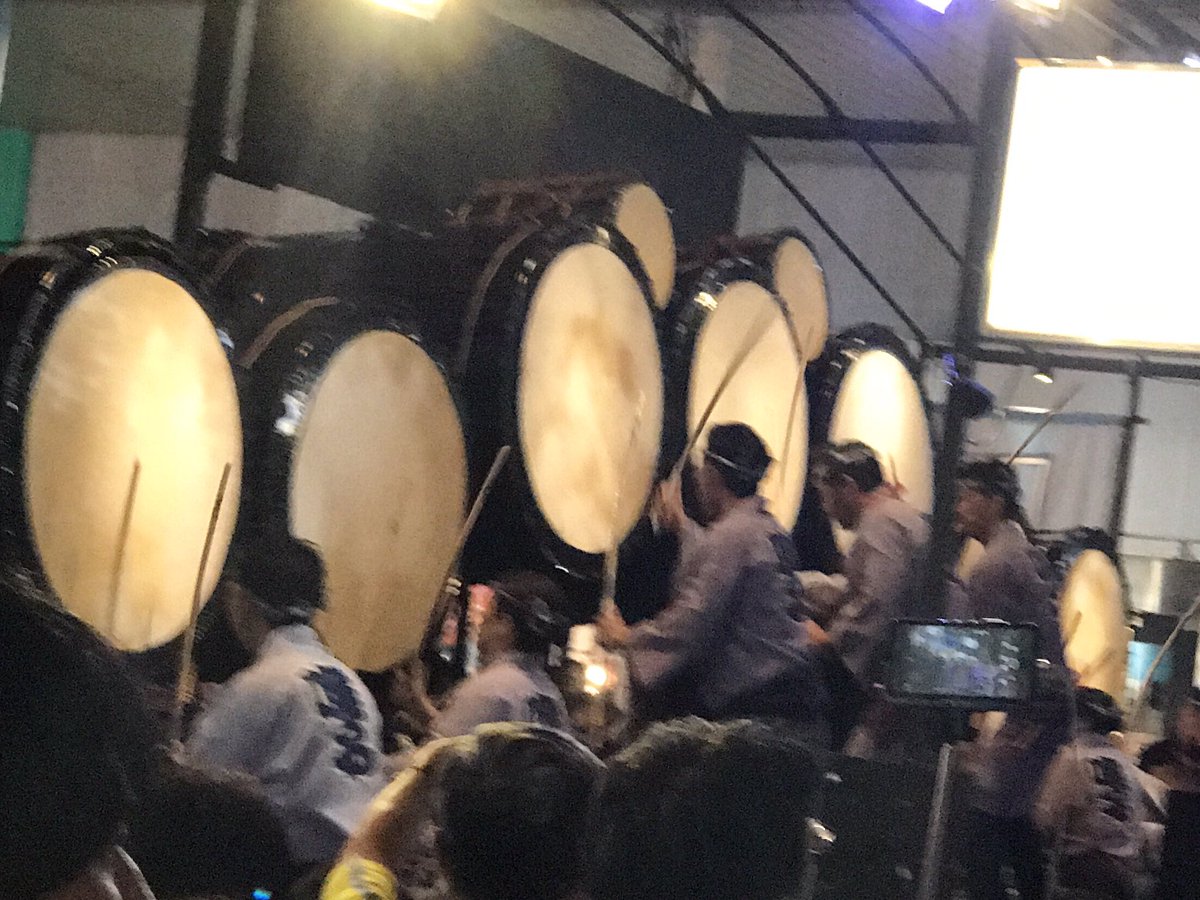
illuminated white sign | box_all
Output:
[984,60,1200,352]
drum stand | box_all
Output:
[916,742,958,900]
[450,171,638,227]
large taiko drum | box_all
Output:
[0,230,242,651]
[1051,529,1129,700]
[198,238,469,672]
[357,218,664,611]
[664,254,808,531]
[795,324,933,571]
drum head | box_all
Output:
[772,237,828,362]
[613,183,675,311]
[25,267,242,651]
[519,243,663,556]
[292,330,467,672]
[1060,548,1128,699]
[828,349,933,514]
[689,281,808,530]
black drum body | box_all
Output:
[793,323,932,573]
[0,229,242,652]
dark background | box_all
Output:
[237,0,746,244]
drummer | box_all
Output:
[952,458,1072,900]
[804,441,930,685]
[185,535,388,872]
[595,423,829,740]
[952,459,1066,664]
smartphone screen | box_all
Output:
[888,621,1038,708]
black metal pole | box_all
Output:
[1108,371,1143,539]
[174,0,241,248]
[921,6,1018,609]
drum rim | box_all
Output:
[471,218,663,584]
[0,234,218,574]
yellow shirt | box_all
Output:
[320,856,398,900]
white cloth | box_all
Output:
[186,624,388,864]
[432,651,570,738]
[823,495,930,682]
[1035,732,1154,861]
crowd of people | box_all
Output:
[3,421,1199,900]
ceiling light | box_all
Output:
[1184,53,1200,69]
[368,0,446,20]
[1033,367,1055,385]
[1007,405,1052,415]
[916,0,954,13]
[1011,0,1064,15]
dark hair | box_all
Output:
[589,718,820,900]
[705,423,771,498]
[438,723,603,900]
[236,533,325,624]
[126,758,292,899]
[1139,739,1177,773]
[814,441,884,493]
[0,592,154,899]
[1075,687,1123,735]
[491,571,568,658]
[958,458,1024,521]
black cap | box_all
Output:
[1075,686,1123,734]
[237,534,325,626]
[705,423,771,497]
[491,572,568,657]
[959,459,1022,508]
[814,441,884,492]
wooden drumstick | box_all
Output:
[450,445,512,575]
[601,395,648,615]
[1006,383,1082,464]
[105,459,141,643]
[420,446,513,659]
[171,462,233,746]
[673,309,776,478]
[777,324,814,506]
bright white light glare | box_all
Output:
[584,663,609,689]
[1007,405,1052,415]
[1033,369,1054,385]
[916,0,953,13]
[368,0,446,20]
[1184,54,1200,69]
[1012,0,1063,12]
[1096,56,1114,67]
[985,61,1200,352]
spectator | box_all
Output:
[0,588,156,900]
[589,718,821,900]
[125,758,293,900]
[322,723,602,900]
